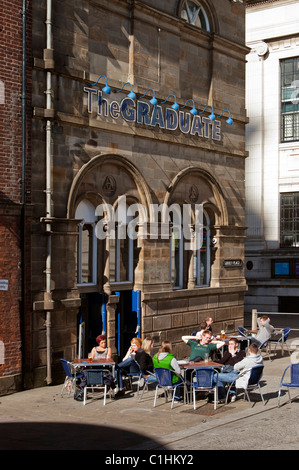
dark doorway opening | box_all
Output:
[114,290,141,360]
[78,292,106,357]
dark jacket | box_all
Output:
[219,349,246,366]
[135,348,153,374]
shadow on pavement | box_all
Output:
[0,422,161,450]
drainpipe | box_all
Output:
[20,0,27,389]
[44,0,54,385]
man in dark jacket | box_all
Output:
[215,338,246,401]
[218,338,246,368]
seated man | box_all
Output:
[218,338,246,369]
[182,330,225,362]
[216,338,246,400]
[217,342,263,402]
[250,315,275,346]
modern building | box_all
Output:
[0,0,248,393]
[245,0,299,318]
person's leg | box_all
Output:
[174,382,182,401]
[249,337,262,346]
[128,361,139,374]
[217,371,239,399]
[115,357,134,390]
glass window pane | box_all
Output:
[119,237,129,282]
[280,192,299,246]
[171,228,182,287]
[81,224,93,283]
[180,1,209,31]
[109,237,116,282]
[281,57,299,142]
[275,262,289,276]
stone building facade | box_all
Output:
[1,0,248,391]
[245,0,299,318]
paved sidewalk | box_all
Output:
[0,353,297,450]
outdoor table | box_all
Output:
[178,360,222,403]
[72,358,116,377]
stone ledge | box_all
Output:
[0,374,22,396]
[143,285,247,301]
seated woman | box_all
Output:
[152,340,183,402]
[90,334,111,360]
[115,337,154,397]
[141,337,155,377]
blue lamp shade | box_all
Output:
[216,109,233,125]
[116,81,136,100]
[181,99,197,116]
[160,94,179,110]
[102,83,111,94]
[128,90,136,100]
[91,74,111,94]
[198,104,215,120]
[138,88,157,106]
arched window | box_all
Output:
[75,200,97,286]
[170,207,211,289]
[180,0,210,32]
[109,198,135,284]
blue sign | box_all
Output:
[83,87,222,141]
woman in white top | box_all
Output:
[90,335,111,360]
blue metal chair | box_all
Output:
[258,340,272,361]
[83,369,111,406]
[192,367,219,410]
[126,363,142,391]
[268,328,291,356]
[225,365,265,407]
[131,361,157,402]
[153,367,185,409]
[60,359,84,397]
[237,326,250,338]
[278,363,299,407]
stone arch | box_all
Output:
[163,165,228,226]
[67,154,153,219]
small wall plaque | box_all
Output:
[0,279,8,291]
[223,259,242,268]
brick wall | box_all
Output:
[0,0,31,391]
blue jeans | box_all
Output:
[249,337,262,346]
[115,358,139,389]
[216,371,239,399]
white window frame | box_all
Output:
[75,200,98,288]
[169,209,211,289]
[180,0,210,32]
[110,219,134,285]
[195,214,211,287]
[77,220,97,287]
[170,224,184,289]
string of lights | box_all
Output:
[90,75,233,125]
